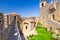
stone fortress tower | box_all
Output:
[40,0,48,27]
[40,0,60,34]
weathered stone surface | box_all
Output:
[40,0,60,34]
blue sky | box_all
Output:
[0,0,51,17]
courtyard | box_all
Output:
[27,25,52,40]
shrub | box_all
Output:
[37,22,42,25]
[27,34,34,40]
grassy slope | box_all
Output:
[31,27,52,40]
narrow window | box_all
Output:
[26,26,27,30]
[53,14,55,20]
[50,27,52,30]
[56,28,58,30]
[42,3,44,7]
[14,16,16,20]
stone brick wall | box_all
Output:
[0,13,4,40]
[40,1,60,34]
[47,20,60,34]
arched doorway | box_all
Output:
[24,22,29,30]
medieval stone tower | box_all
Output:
[40,0,49,27]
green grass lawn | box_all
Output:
[28,27,52,40]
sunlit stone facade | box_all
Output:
[40,0,60,34]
